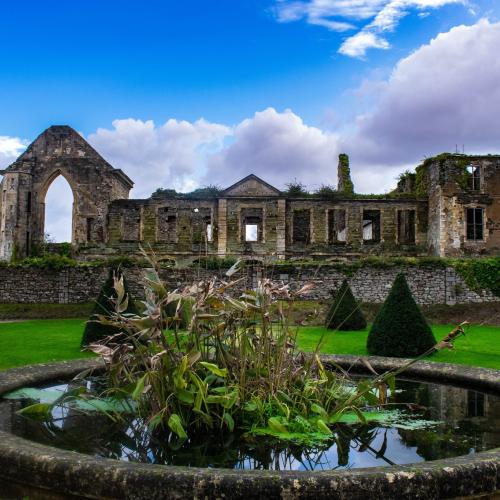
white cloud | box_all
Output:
[344,19,500,166]
[88,118,231,197]
[0,136,27,169]
[4,19,500,241]
[274,0,464,57]
[205,108,340,190]
[339,0,464,57]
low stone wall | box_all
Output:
[0,264,497,305]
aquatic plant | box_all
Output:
[18,254,467,446]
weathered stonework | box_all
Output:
[0,264,497,305]
[1,127,499,261]
[0,126,133,260]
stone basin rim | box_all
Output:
[0,356,498,500]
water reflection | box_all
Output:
[0,379,499,471]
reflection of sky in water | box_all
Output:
[3,378,499,471]
[236,428,424,471]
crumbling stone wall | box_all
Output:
[0,265,496,305]
[0,126,133,260]
[425,155,500,256]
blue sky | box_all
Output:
[1,0,493,136]
[2,0,500,240]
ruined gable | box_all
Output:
[222,174,281,197]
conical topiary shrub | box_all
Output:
[325,279,367,330]
[81,268,139,347]
[367,272,436,357]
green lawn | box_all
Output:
[0,319,498,371]
[0,319,94,370]
[296,324,500,370]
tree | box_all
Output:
[367,273,436,357]
[81,268,139,347]
[325,279,367,330]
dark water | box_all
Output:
[1,378,499,472]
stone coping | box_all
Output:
[0,358,497,499]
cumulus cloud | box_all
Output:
[0,135,28,169]
[344,19,500,167]
[274,0,464,57]
[88,118,231,197]
[205,108,340,190]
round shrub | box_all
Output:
[81,269,139,347]
[325,279,367,330]
[367,272,436,357]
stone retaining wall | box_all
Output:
[0,264,497,305]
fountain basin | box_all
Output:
[0,357,498,499]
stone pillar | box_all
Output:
[276,199,286,258]
[217,198,227,256]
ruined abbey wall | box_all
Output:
[1,126,499,262]
[0,265,496,305]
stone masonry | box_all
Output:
[0,265,496,305]
[0,126,499,261]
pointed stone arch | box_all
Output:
[40,169,77,243]
[0,126,133,259]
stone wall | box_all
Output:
[0,265,497,305]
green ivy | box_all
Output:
[452,258,500,297]
[338,153,354,194]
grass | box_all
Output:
[0,319,94,370]
[0,319,498,371]
[296,324,500,370]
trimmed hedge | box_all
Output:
[325,279,366,330]
[81,269,139,347]
[367,272,436,357]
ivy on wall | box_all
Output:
[452,258,500,297]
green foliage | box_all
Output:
[452,257,500,297]
[184,184,223,199]
[284,180,309,197]
[325,280,367,331]
[191,256,238,269]
[314,185,337,199]
[0,302,93,320]
[80,269,139,347]
[367,273,436,357]
[15,254,78,270]
[63,255,428,446]
[152,185,223,199]
[338,153,354,194]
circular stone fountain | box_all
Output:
[0,356,498,500]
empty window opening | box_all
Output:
[397,210,416,244]
[26,192,32,213]
[241,208,263,243]
[362,210,381,243]
[245,224,258,242]
[467,165,481,191]
[466,208,483,241]
[157,208,177,243]
[328,209,346,243]
[192,208,212,244]
[293,210,311,244]
[44,175,73,243]
[122,207,141,241]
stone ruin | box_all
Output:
[1,125,499,262]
